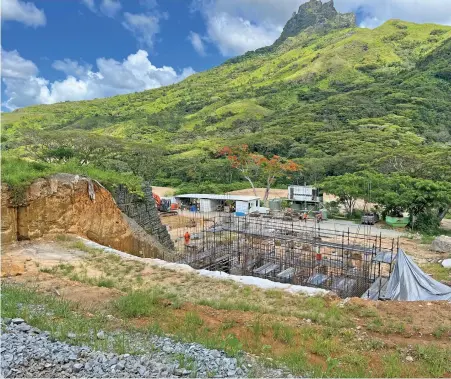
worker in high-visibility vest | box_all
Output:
[184,231,191,245]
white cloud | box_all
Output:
[1,0,46,27]
[1,49,38,79]
[193,0,303,56]
[188,31,207,56]
[336,0,451,28]
[52,59,92,77]
[122,12,161,50]
[81,0,96,13]
[193,0,451,56]
[81,0,122,18]
[99,0,121,18]
[1,49,195,110]
[206,12,282,56]
[193,0,302,27]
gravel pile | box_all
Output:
[1,318,289,378]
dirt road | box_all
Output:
[317,219,403,239]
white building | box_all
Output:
[175,194,261,214]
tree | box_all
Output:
[219,145,262,197]
[19,129,124,166]
[122,142,164,181]
[375,175,451,228]
[219,145,300,200]
[321,173,369,215]
[322,171,451,230]
[260,155,300,201]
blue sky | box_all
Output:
[2,0,451,111]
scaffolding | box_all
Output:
[167,212,397,298]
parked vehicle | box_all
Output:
[361,213,379,225]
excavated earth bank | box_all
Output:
[1,174,170,259]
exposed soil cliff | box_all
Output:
[1,174,171,259]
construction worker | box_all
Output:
[316,212,323,223]
[303,212,308,223]
[184,231,191,245]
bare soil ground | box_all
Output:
[2,236,450,377]
[227,188,288,199]
[152,186,175,197]
[1,241,85,277]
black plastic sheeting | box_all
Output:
[383,250,451,301]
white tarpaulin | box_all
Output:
[78,238,328,296]
[383,249,451,301]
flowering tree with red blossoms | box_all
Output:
[219,145,301,201]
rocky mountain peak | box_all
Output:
[275,0,356,44]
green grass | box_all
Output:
[421,229,451,243]
[367,317,384,332]
[55,234,73,242]
[432,325,449,339]
[173,353,197,373]
[97,277,116,288]
[2,284,122,352]
[382,353,403,378]
[248,317,264,340]
[1,155,144,203]
[420,263,450,282]
[220,319,237,331]
[311,334,340,357]
[416,345,451,377]
[40,263,75,275]
[48,240,147,290]
[271,322,295,345]
[197,299,262,312]
[277,350,311,375]
[114,288,169,318]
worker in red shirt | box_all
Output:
[184,231,191,245]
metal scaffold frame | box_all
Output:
[169,212,397,298]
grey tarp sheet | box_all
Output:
[383,249,451,301]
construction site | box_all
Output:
[164,211,398,299]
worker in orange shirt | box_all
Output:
[184,231,191,245]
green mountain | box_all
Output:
[2,0,451,192]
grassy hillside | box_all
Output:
[2,0,451,191]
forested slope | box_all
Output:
[2,0,451,191]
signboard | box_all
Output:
[289,186,318,202]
